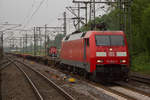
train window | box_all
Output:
[95,35,124,46]
[110,35,124,46]
[95,35,110,46]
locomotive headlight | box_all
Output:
[97,60,104,63]
[120,60,126,63]
[117,52,127,57]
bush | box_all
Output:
[132,52,150,74]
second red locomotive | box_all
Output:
[60,31,130,81]
[49,46,57,57]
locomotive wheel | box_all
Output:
[89,74,95,82]
[124,76,130,83]
[124,72,130,83]
[89,72,96,82]
[89,71,101,83]
[125,78,129,82]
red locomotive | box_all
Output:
[49,46,57,57]
[60,31,130,81]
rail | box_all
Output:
[10,58,75,100]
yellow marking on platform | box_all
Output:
[68,78,76,83]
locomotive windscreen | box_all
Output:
[95,35,124,46]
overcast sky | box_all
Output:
[1,0,109,47]
[0,0,107,29]
[0,0,74,27]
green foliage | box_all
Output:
[100,9,120,30]
[132,52,149,66]
[80,9,120,31]
[141,4,150,55]
[131,0,150,55]
[54,34,65,49]
[132,52,150,74]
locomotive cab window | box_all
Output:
[95,35,110,46]
[95,35,124,46]
[111,35,125,46]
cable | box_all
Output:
[24,0,46,28]
[22,0,36,25]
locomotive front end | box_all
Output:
[91,31,130,81]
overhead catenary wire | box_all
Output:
[9,0,45,47]
[23,0,46,28]
[14,0,46,49]
[21,0,36,25]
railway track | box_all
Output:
[0,61,12,71]
[6,58,75,100]
[73,73,150,100]
[45,61,150,100]
[4,55,150,100]
[0,60,8,65]
[0,59,14,71]
[15,58,134,100]
[44,64,150,100]
[0,58,10,66]
[131,75,150,85]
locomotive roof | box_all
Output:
[63,31,124,41]
[84,31,124,38]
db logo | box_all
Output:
[108,52,115,56]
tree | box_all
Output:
[142,4,150,55]
[54,34,64,49]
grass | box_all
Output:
[131,63,150,75]
[131,52,150,75]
